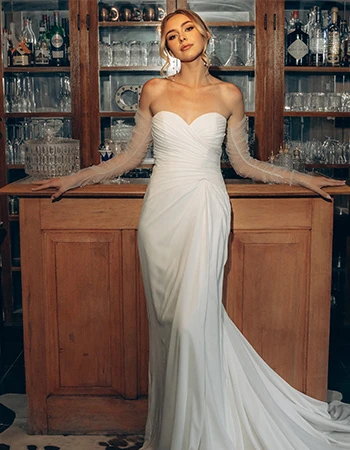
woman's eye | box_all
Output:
[185,26,194,32]
[168,35,176,41]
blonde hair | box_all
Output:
[159,9,211,75]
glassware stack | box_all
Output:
[24,122,80,179]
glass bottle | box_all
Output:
[340,20,349,67]
[309,7,324,66]
[35,16,50,66]
[287,10,299,34]
[327,7,340,67]
[322,11,329,64]
[20,18,35,65]
[286,21,309,66]
[50,11,65,66]
[62,18,70,65]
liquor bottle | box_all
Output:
[61,18,70,65]
[322,11,329,64]
[287,10,299,34]
[7,30,14,67]
[20,18,35,65]
[2,29,8,67]
[50,11,66,66]
[340,20,349,67]
[35,16,50,66]
[286,21,309,66]
[12,20,32,67]
[309,7,325,66]
[327,7,340,67]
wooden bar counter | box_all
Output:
[1,178,348,435]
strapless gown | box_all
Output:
[137,111,350,450]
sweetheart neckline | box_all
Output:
[152,111,227,126]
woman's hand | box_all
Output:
[294,172,346,200]
[31,177,72,201]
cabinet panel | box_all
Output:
[228,231,310,391]
[18,195,332,433]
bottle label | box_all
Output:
[51,33,64,49]
[35,47,50,65]
[328,31,340,64]
[287,39,308,60]
[52,49,64,58]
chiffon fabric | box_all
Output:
[137,111,350,450]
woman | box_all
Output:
[33,9,350,450]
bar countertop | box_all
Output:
[1,177,350,198]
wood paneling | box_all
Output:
[18,194,333,433]
[229,230,310,391]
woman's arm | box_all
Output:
[32,83,154,200]
[225,87,345,200]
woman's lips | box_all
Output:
[181,44,193,51]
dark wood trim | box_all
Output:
[272,0,286,154]
[20,198,48,433]
[4,67,70,73]
[68,0,81,149]
[85,0,100,167]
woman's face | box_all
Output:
[163,13,207,63]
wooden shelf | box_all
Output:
[100,65,255,73]
[7,164,25,170]
[99,21,162,27]
[284,112,349,117]
[207,21,255,27]
[9,214,19,222]
[210,66,255,72]
[305,164,350,169]
[11,266,21,272]
[100,66,161,72]
[99,21,255,28]
[5,112,72,118]
[4,67,70,73]
[285,66,350,74]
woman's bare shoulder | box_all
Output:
[142,77,171,93]
[140,78,169,109]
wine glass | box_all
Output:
[208,35,223,66]
[225,33,244,66]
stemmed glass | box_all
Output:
[208,35,223,66]
[225,33,244,66]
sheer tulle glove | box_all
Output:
[32,109,153,200]
[226,116,345,200]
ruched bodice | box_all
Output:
[150,111,227,187]
[137,112,350,450]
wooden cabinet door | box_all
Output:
[20,198,149,434]
[223,196,333,400]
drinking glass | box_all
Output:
[112,41,129,66]
[341,92,350,112]
[208,35,223,66]
[325,93,342,112]
[148,41,161,66]
[225,33,244,66]
[244,30,255,66]
[290,92,304,111]
[129,41,143,66]
[99,41,112,66]
[310,92,325,111]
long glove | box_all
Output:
[56,109,153,190]
[226,116,312,185]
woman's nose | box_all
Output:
[179,34,187,42]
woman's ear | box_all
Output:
[207,31,211,41]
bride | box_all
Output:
[33,8,350,450]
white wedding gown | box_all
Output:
[136,111,350,450]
